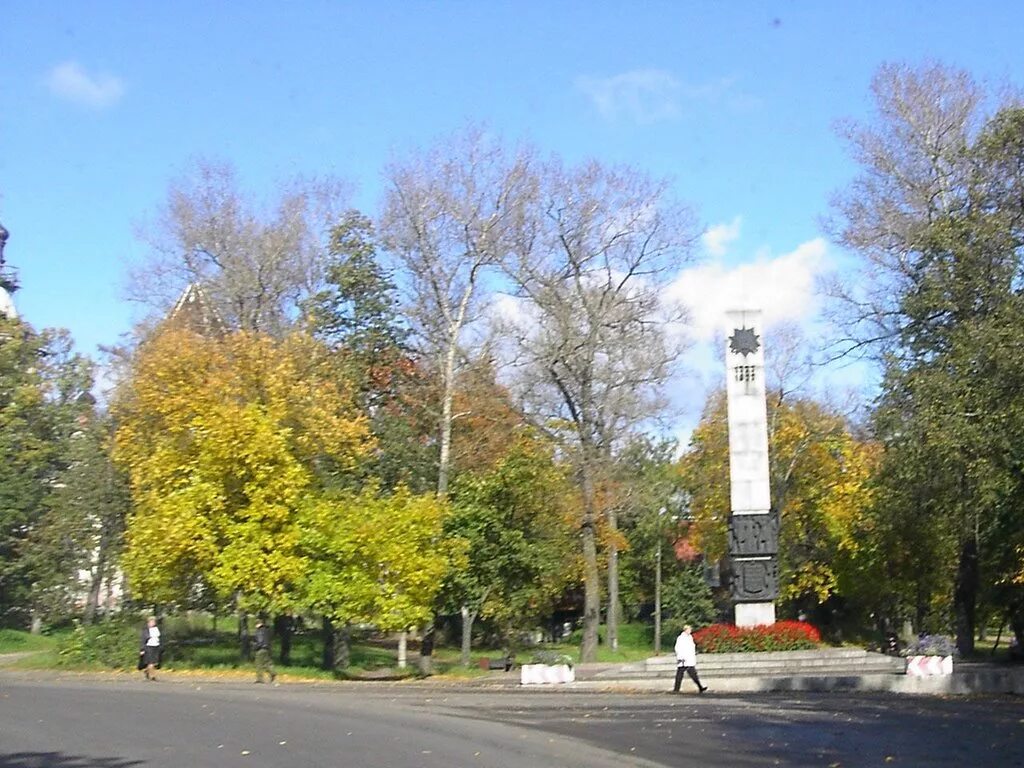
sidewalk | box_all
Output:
[4,654,1022,696]
[487,656,1024,696]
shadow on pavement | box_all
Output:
[0,753,143,768]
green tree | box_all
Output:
[305,211,437,493]
[612,437,684,622]
[444,435,578,665]
[662,564,716,632]
[0,318,92,627]
[22,414,130,625]
[830,63,1024,653]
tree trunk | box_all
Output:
[460,605,476,667]
[606,506,619,652]
[274,614,293,665]
[954,536,979,657]
[322,616,335,671]
[334,623,351,671]
[419,622,435,675]
[437,345,457,498]
[238,612,251,660]
[579,462,601,663]
[397,630,408,669]
[654,542,663,655]
[83,551,106,626]
[1010,608,1024,651]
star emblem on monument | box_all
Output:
[729,327,760,356]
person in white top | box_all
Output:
[673,624,707,693]
[140,617,161,681]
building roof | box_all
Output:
[165,283,225,336]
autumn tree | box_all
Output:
[298,486,459,671]
[112,328,371,623]
[681,390,878,622]
[499,158,699,660]
[378,127,535,671]
[130,158,350,335]
[449,358,526,478]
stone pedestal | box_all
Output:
[725,310,777,627]
[735,601,776,628]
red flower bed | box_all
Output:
[693,621,821,653]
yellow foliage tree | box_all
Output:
[298,485,462,633]
[113,328,371,611]
[681,390,878,609]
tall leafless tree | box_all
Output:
[130,158,350,334]
[379,127,533,498]
[824,62,988,360]
[498,158,699,660]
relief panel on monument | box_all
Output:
[730,558,779,601]
[728,511,779,556]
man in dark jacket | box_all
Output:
[253,619,276,684]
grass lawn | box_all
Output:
[0,629,65,670]
[0,628,60,655]
[544,622,660,664]
[159,619,660,676]
[2,618,663,678]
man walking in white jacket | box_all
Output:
[673,625,707,693]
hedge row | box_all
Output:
[693,621,821,653]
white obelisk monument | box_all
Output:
[724,309,777,627]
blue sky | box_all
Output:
[3,2,1023,415]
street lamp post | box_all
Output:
[654,506,666,655]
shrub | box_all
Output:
[902,634,956,657]
[530,650,574,667]
[693,621,821,653]
[57,618,142,669]
[663,565,717,629]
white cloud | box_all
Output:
[666,238,829,343]
[46,61,124,109]
[701,216,742,256]
[577,70,760,124]
[576,69,682,124]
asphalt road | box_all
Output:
[2,676,1023,767]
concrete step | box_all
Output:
[627,649,906,680]
[593,665,905,680]
[647,648,873,667]
[674,658,905,672]
[570,667,1024,695]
